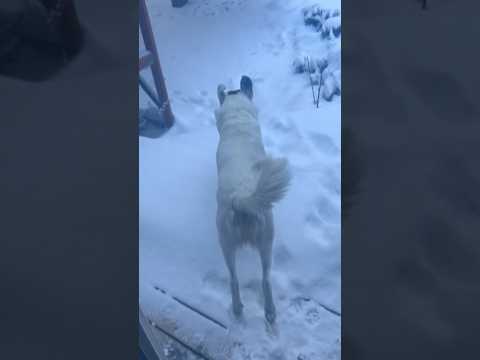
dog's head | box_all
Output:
[217,75,254,105]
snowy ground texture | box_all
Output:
[139,0,341,359]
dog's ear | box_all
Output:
[240,75,253,100]
[217,84,226,105]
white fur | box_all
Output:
[214,90,290,324]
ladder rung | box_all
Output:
[139,49,154,71]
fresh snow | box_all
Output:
[139,0,341,359]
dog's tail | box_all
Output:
[232,157,291,215]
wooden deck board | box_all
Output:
[140,289,233,360]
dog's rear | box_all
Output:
[215,76,290,325]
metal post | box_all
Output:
[139,0,174,127]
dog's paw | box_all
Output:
[265,318,279,338]
[265,304,277,324]
[228,304,246,327]
[232,301,244,318]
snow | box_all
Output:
[139,0,340,359]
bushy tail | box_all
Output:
[232,157,291,215]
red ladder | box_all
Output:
[139,0,174,127]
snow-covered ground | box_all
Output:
[139,0,341,359]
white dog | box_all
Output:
[214,76,291,324]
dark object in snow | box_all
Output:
[171,0,188,8]
[319,67,341,102]
[321,72,341,102]
[316,57,328,73]
[332,25,341,37]
[138,75,174,138]
[321,26,330,39]
[0,0,84,82]
[292,56,327,75]
[294,56,340,103]
[292,58,306,74]
[303,56,341,105]
[305,56,320,107]
[139,106,169,139]
[303,6,341,39]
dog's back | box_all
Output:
[215,92,266,208]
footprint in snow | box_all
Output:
[187,93,208,106]
[314,194,339,225]
[288,296,340,323]
[304,193,340,246]
[309,133,339,156]
[202,270,229,293]
[318,168,341,196]
[273,243,293,265]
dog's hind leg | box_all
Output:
[226,249,243,318]
[259,211,276,324]
[220,239,243,318]
[217,208,243,318]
